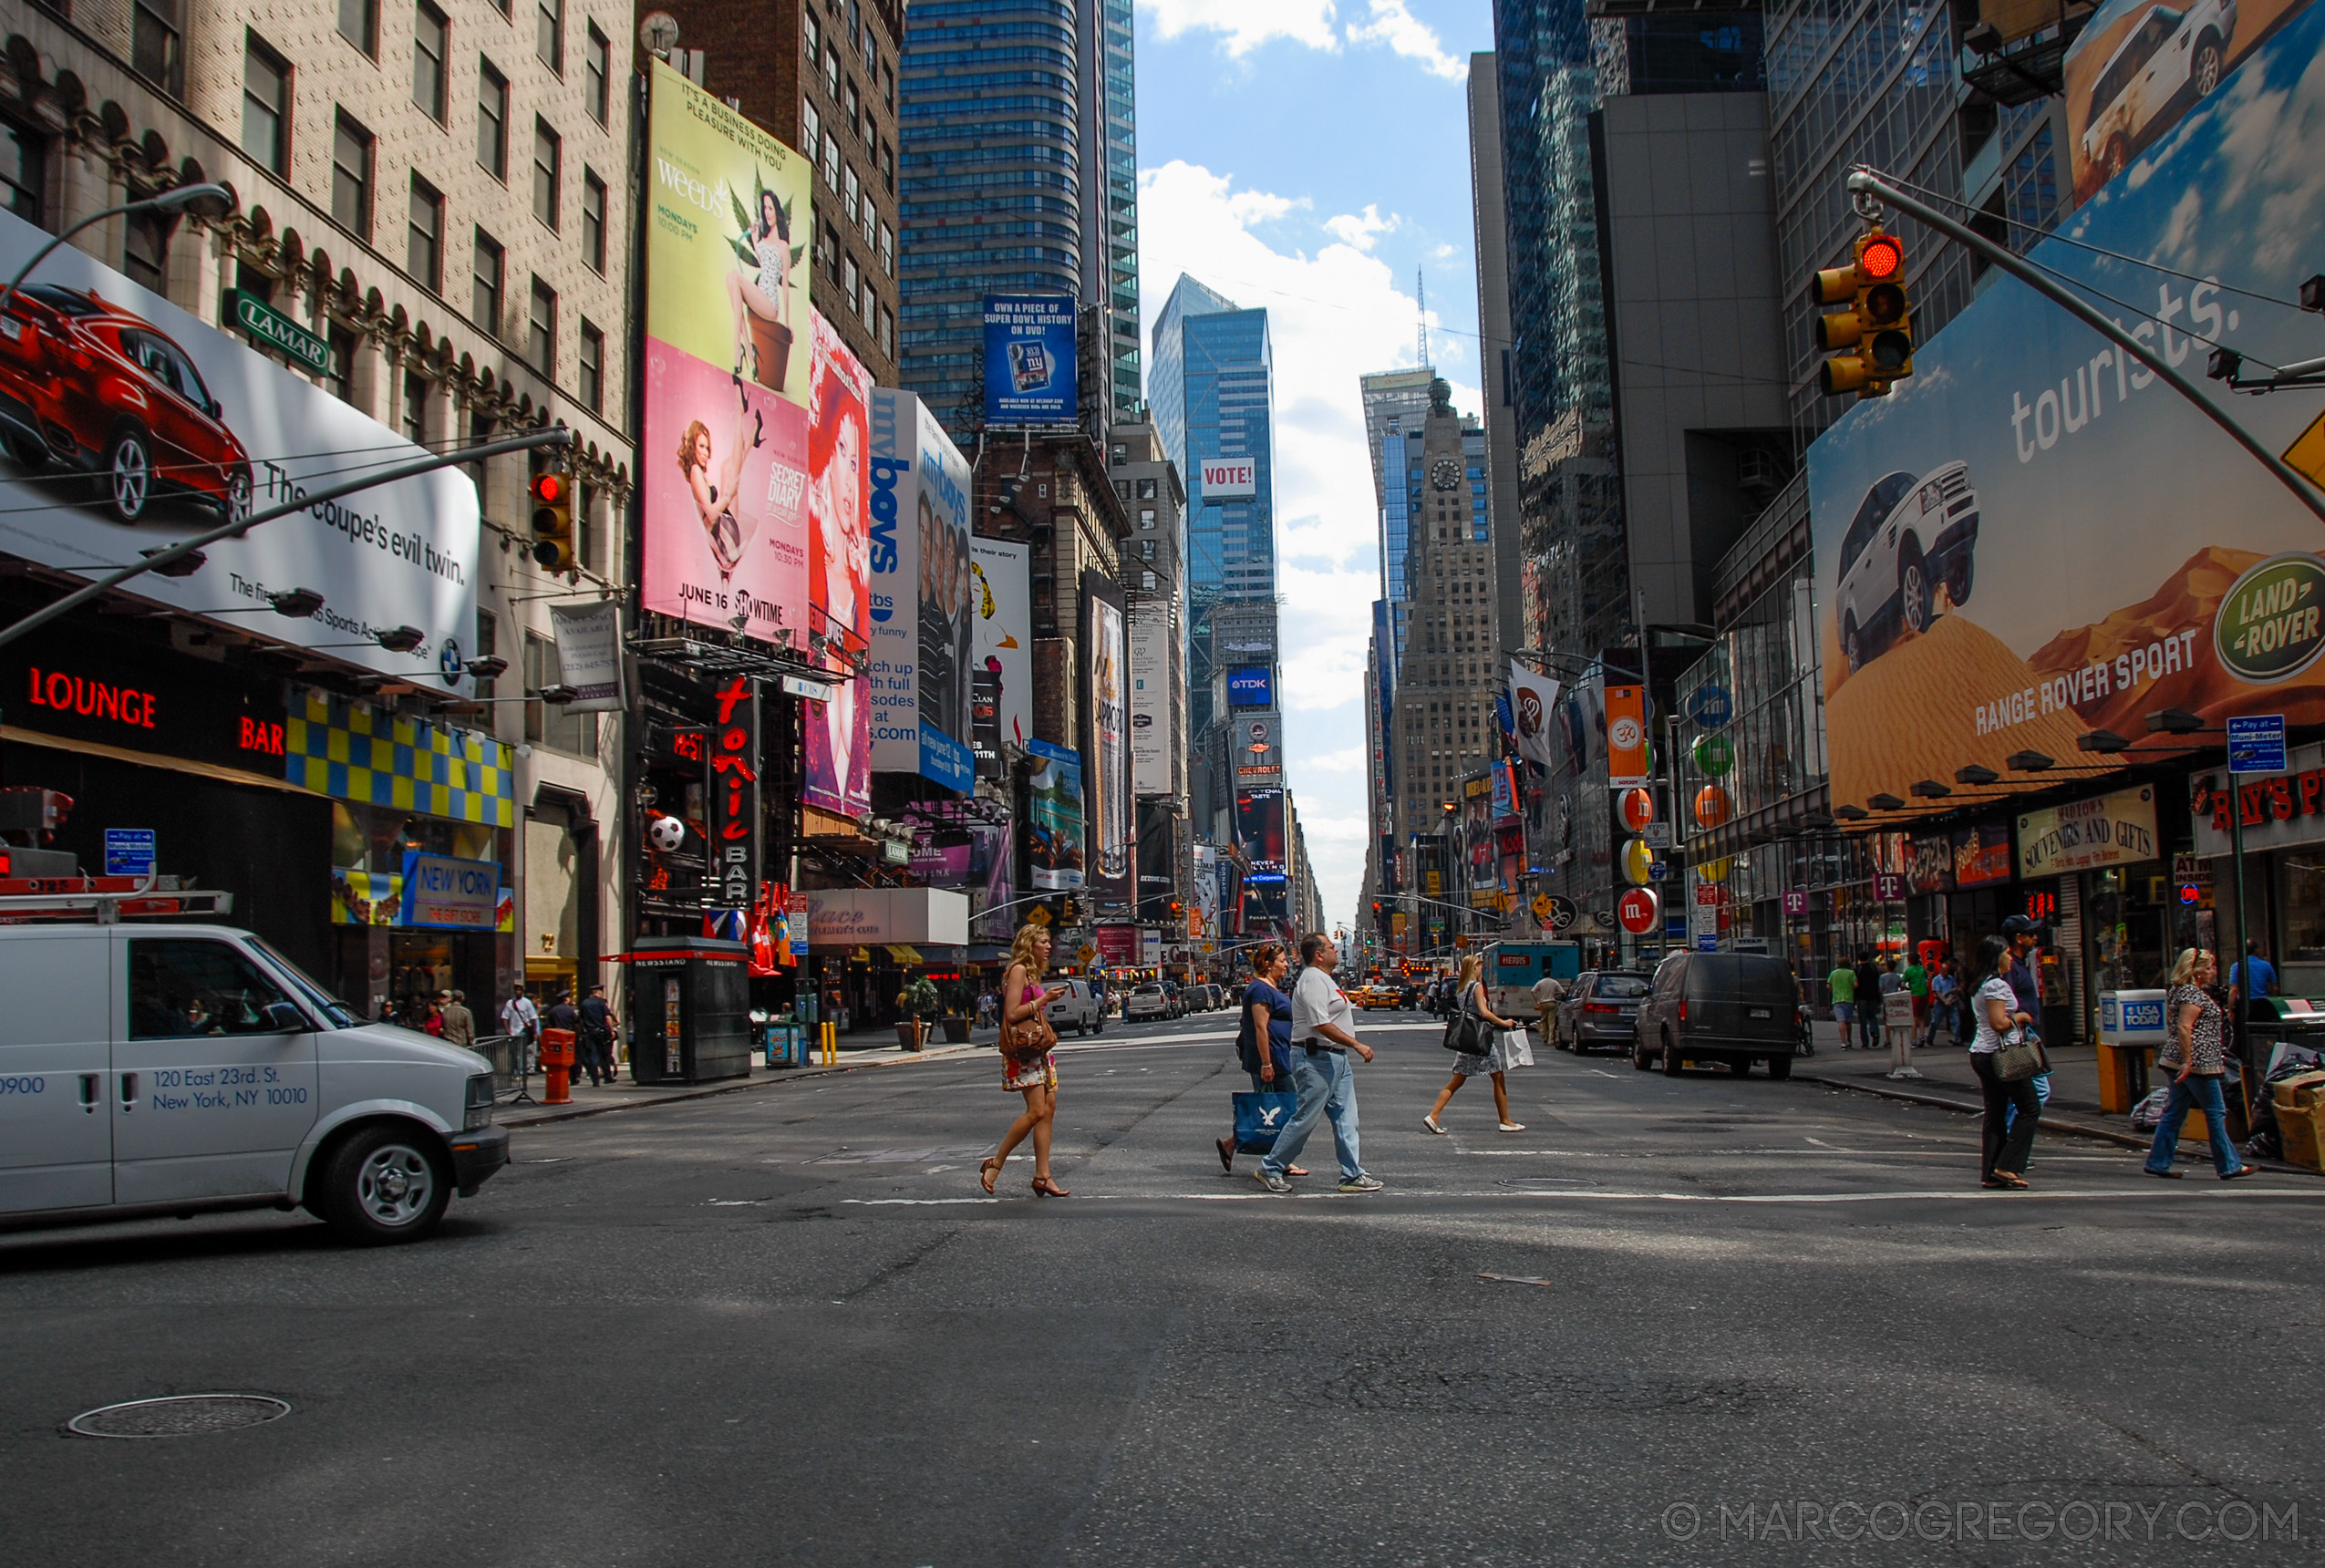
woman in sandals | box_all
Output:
[1214,943,1306,1177]
[1422,952,1526,1134]
[1969,934,2039,1189]
[983,922,1071,1198]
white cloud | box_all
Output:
[1143,0,1338,57]
[1322,204,1398,252]
[1344,0,1467,78]
[1139,160,1482,926]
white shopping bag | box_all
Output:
[1498,1027,1534,1068]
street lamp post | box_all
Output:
[0,184,232,316]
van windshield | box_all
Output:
[246,935,359,1028]
[1687,954,1797,1005]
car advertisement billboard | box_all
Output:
[1130,603,1173,795]
[802,313,873,819]
[982,294,1078,426]
[0,209,480,691]
[2064,0,2314,207]
[867,387,974,790]
[1806,0,2325,814]
[1236,712,1284,784]
[1026,738,1085,890]
[1086,582,1132,898]
[969,537,1030,754]
[1225,665,1273,708]
[642,58,815,643]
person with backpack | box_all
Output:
[1216,944,1306,1177]
[1421,952,1526,1134]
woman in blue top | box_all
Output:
[1217,944,1307,1175]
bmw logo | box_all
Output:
[439,637,462,686]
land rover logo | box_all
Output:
[2216,552,2325,684]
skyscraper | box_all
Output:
[896,0,1140,435]
[1361,366,1436,686]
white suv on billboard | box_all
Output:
[1834,461,1981,672]
[2080,0,2236,182]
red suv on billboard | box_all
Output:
[0,284,253,524]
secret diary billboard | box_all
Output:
[802,314,872,820]
[1807,0,2325,813]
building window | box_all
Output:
[473,229,504,334]
[1138,539,1155,562]
[134,0,186,96]
[241,37,291,174]
[1142,570,1157,592]
[473,610,498,700]
[478,60,508,179]
[845,78,860,137]
[801,98,820,153]
[331,111,374,240]
[877,139,893,192]
[578,319,604,412]
[823,46,839,99]
[1,120,42,227]
[528,276,555,372]
[804,13,820,58]
[842,164,859,227]
[408,175,443,288]
[821,133,839,191]
[822,222,840,280]
[412,3,448,119]
[843,253,860,316]
[578,481,599,572]
[581,169,605,272]
[401,370,429,444]
[524,631,595,754]
[877,303,892,359]
[326,324,357,402]
[532,119,562,229]
[584,24,610,124]
[1136,477,1157,499]
[878,221,893,276]
[338,0,377,56]
[536,0,563,72]
[122,209,168,292]
[1139,508,1154,530]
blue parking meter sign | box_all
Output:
[104,829,156,877]
[2227,715,2285,775]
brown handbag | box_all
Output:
[1001,1009,1057,1063]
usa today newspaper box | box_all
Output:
[631,935,751,1085]
[2097,989,2167,1112]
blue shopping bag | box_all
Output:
[1233,1090,1300,1153]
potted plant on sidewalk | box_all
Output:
[938,979,973,1043]
[895,976,940,1050]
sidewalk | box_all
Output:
[496,1034,991,1128]
[1798,1019,2312,1168]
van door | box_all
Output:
[0,934,113,1213]
[111,934,321,1205]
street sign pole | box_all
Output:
[2224,715,2281,1077]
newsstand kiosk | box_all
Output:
[630,934,753,1084]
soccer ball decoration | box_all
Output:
[647,814,687,853]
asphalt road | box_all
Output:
[5,1008,2321,1566]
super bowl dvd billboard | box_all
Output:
[1807,0,2325,812]
[642,57,814,644]
[0,210,480,690]
[867,387,975,790]
[803,312,873,820]
[982,294,1078,426]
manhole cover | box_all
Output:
[67,1395,290,1439]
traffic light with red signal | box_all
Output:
[1813,229,1914,398]
[530,469,574,573]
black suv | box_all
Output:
[1633,952,1801,1079]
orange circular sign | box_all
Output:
[1693,784,1733,830]
[1619,787,1656,831]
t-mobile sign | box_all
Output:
[1199,458,1256,499]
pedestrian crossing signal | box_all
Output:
[1814,230,1914,399]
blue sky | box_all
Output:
[1132,0,1497,928]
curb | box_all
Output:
[499,1041,989,1128]
[1797,1072,2323,1177]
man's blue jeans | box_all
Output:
[2144,1073,2247,1177]
[1262,1047,1363,1181]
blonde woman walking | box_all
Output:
[1423,953,1527,1133]
[983,922,1072,1198]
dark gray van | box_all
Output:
[1632,952,1799,1078]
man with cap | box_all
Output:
[578,982,620,1087]
[437,989,476,1049]
[500,983,541,1074]
[2001,915,2052,1140]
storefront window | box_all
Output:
[328,799,511,1025]
[2278,852,2325,996]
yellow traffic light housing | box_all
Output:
[1814,230,1914,399]
[530,470,574,573]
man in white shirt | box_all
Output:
[1257,934,1380,1194]
[1530,973,1565,1041]
[501,983,541,1072]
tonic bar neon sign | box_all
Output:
[26,666,158,728]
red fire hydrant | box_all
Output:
[539,1027,576,1105]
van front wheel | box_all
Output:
[314,1124,451,1245]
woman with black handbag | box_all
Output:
[1421,954,1526,1135]
[1215,944,1307,1176]
[1968,934,2041,1190]
[982,923,1071,1197]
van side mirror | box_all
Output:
[260,1001,305,1033]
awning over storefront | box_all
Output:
[806,887,971,950]
[884,944,923,965]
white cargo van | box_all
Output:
[0,922,507,1244]
[1044,977,1106,1037]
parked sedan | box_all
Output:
[1555,970,1654,1054]
[0,284,253,523]
[1123,984,1174,1022]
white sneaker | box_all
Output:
[1421,1115,1449,1135]
[1498,1121,1526,1131]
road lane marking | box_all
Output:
[1478,1274,1555,1286]
[827,1185,2320,1208]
